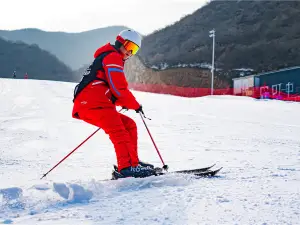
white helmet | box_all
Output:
[116,29,142,48]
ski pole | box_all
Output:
[40,127,101,179]
[41,108,124,179]
[139,112,169,171]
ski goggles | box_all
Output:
[123,40,140,55]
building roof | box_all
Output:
[254,66,300,77]
[232,74,256,81]
[233,66,300,81]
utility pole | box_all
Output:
[209,29,215,95]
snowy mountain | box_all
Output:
[0,78,299,224]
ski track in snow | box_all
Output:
[0,78,299,225]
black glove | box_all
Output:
[136,105,151,120]
[135,105,144,114]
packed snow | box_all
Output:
[0,78,299,224]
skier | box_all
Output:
[72,29,155,178]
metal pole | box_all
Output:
[212,31,215,95]
[209,29,215,95]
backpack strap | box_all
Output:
[73,50,114,102]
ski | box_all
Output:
[168,164,216,174]
[113,164,215,173]
[111,165,222,180]
[192,167,223,177]
[155,167,222,177]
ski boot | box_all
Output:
[119,164,156,178]
[138,160,155,169]
[113,160,155,172]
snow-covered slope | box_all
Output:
[0,78,299,224]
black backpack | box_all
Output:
[73,51,114,102]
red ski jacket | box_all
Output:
[72,43,140,118]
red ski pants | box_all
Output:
[78,108,139,171]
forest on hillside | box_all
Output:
[0,38,74,81]
[139,0,300,75]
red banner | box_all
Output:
[128,83,300,102]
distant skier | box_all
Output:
[24,72,28,79]
[72,29,155,178]
[12,70,16,78]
